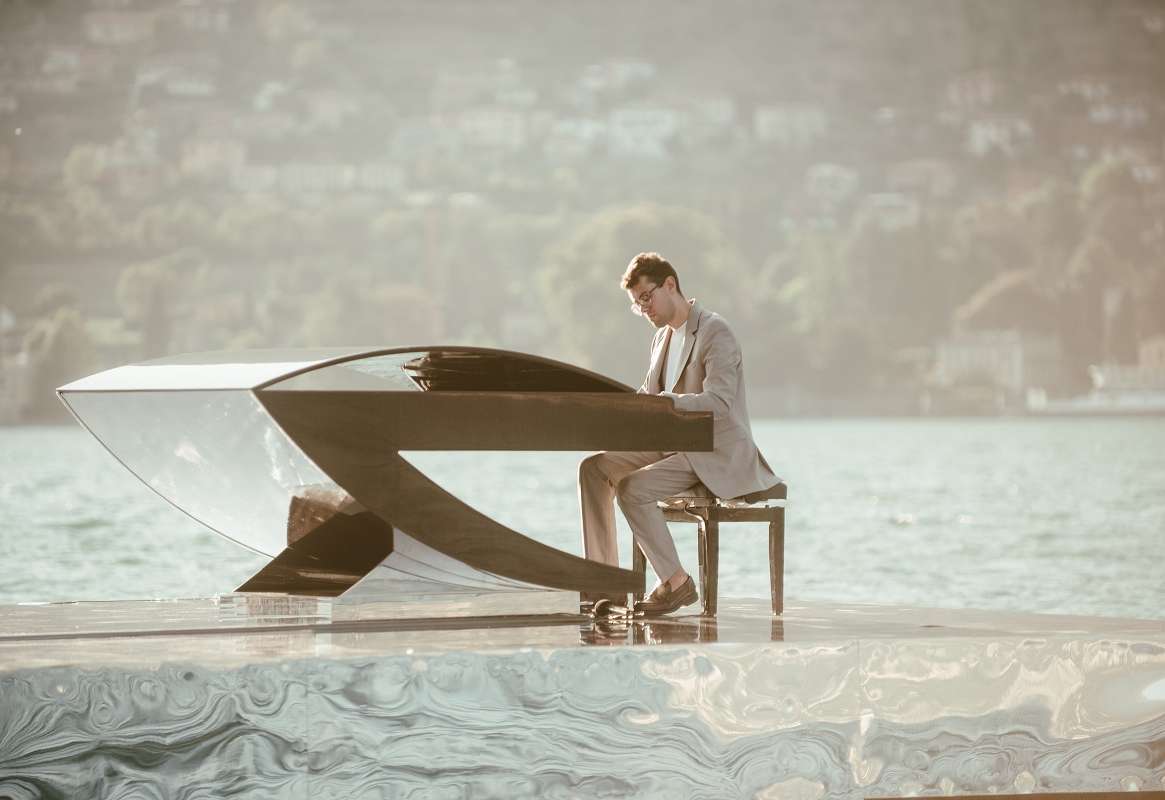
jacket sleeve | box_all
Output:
[660,318,739,419]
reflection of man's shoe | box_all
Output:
[634,575,698,617]
[580,616,631,646]
[637,618,701,645]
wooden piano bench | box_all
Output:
[632,481,788,616]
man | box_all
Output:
[579,252,778,616]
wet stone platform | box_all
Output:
[1,594,1163,798]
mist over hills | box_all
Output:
[1,0,1163,419]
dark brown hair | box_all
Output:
[620,252,683,296]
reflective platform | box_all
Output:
[2,596,1163,798]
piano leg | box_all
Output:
[697,515,707,613]
[632,544,647,603]
[703,518,719,617]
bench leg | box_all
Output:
[696,516,707,609]
[632,543,646,603]
[703,518,719,617]
[769,508,784,615]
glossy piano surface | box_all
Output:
[58,347,714,603]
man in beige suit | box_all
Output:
[579,252,778,615]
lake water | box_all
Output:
[1,419,1162,619]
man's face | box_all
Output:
[627,275,674,328]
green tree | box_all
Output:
[1058,157,1160,370]
[117,254,192,359]
[131,201,213,251]
[297,278,443,346]
[214,199,294,255]
[33,283,80,317]
[537,203,744,385]
[22,308,96,422]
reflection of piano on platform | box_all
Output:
[238,488,393,596]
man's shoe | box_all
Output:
[633,575,698,617]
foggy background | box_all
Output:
[1,0,1163,421]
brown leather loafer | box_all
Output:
[633,575,698,617]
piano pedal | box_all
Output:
[590,598,632,619]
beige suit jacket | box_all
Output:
[637,299,778,499]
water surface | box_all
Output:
[1,419,1161,618]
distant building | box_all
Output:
[679,95,737,146]
[180,137,246,178]
[0,307,29,424]
[356,163,405,193]
[805,163,859,206]
[231,162,404,195]
[231,164,278,193]
[966,115,1032,158]
[945,70,998,114]
[231,111,296,142]
[1090,335,1165,391]
[83,11,157,46]
[929,329,1064,414]
[862,193,920,232]
[887,158,956,199]
[543,118,606,161]
[174,0,232,34]
[457,108,527,151]
[41,47,81,77]
[578,60,656,95]
[392,118,459,161]
[432,60,526,112]
[1058,77,1111,102]
[0,44,116,95]
[692,96,735,128]
[302,89,363,132]
[279,162,356,193]
[1030,335,1165,415]
[607,107,679,159]
[523,110,556,141]
[1142,336,1165,368]
[495,87,538,109]
[933,330,1062,393]
[753,104,827,148]
[0,307,18,357]
[134,59,218,102]
[11,75,81,95]
[1088,103,1149,128]
[1131,162,1162,185]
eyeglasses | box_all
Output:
[629,284,662,316]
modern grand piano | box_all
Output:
[58,347,713,603]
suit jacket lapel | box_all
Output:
[647,328,669,394]
[666,301,701,393]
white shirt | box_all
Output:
[663,319,688,392]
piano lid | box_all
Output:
[257,348,712,452]
[57,348,368,392]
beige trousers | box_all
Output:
[578,450,700,580]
